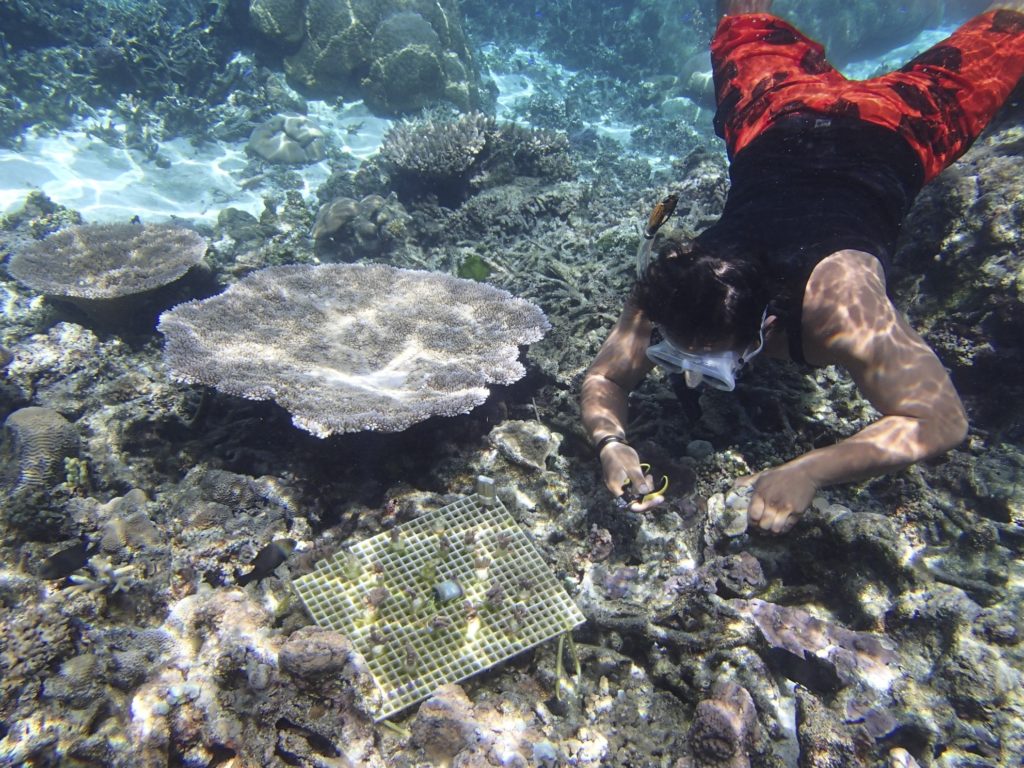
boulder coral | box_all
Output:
[252,0,481,114]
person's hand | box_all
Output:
[600,441,665,512]
[736,464,817,534]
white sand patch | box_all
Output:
[0,101,391,225]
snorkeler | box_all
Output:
[582,0,1024,533]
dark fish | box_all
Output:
[40,540,94,580]
[237,539,296,586]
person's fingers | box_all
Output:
[771,511,788,535]
[747,492,765,523]
[605,472,628,495]
[626,467,652,495]
[734,473,757,488]
[631,494,665,512]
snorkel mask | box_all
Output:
[646,308,769,391]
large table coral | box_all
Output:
[158,264,549,436]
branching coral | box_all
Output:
[67,555,136,594]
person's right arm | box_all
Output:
[581,298,661,509]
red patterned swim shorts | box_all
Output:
[710,10,1024,182]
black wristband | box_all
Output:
[595,435,629,455]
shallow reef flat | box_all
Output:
[1,1,1023,765]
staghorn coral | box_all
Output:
[8,223,207,301]
[158,263,549,436]
[67,555,136,595]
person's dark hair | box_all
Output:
[632,239,769,347]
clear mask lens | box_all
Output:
[647,308,769,392]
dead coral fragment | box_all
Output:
[158,264,550,436]
[67,555,135,594]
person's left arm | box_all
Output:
[745,250,968,533]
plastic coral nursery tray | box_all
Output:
[292,477,585,721]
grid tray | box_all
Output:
[292,477,585,720]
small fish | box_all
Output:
[40,540,95,581]
[643,193,679,239]
[237,539,296,586]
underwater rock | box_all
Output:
[246,114,326,164]
[311,193,411,262]
[158,264,549,436]
[410,683,478,763]
[795,687,873,768]
[129,590,381,765]
[0,406,79,492]
[687,681,758,768]
[410,682,553,766]
[487,419,562,471]
[6,223,210,331]
[967,444,1024,525]
[278,626,354,679]
[934,635,1016,718]
[705,487,751,539]
[708,553,766,599]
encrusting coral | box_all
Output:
[158,263,550,436]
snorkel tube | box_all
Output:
[636,193,679,278]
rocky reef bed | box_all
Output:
[1,8,1024,768]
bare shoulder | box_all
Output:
[800,250,893,366]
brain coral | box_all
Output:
[7,223,207,300]
[158,264,550,436]
[1,406,79,492]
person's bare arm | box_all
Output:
[581,299,660,505]
[746,250,968,533]
[582,299,654,443]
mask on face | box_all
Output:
[646,309,768,391]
